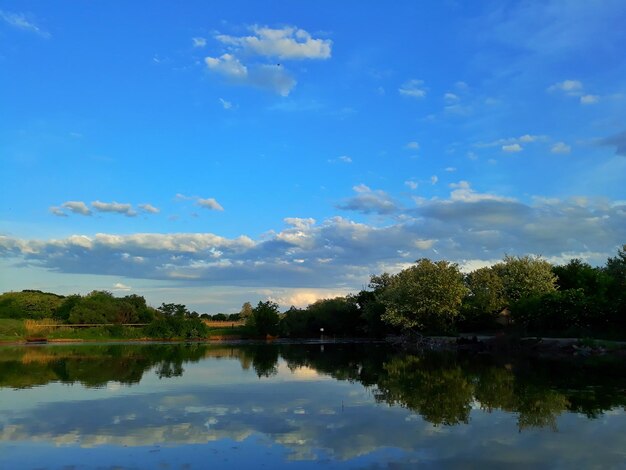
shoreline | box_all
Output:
[1,335,625,360]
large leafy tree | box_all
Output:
[492,255,557,305]
[461,266,506,329]
[380,259,467,333]
[247,301,280,336]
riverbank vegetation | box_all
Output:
[1,245,624,342]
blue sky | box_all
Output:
[1,1,625,312]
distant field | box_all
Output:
[203,320,245,328]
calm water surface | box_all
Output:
[0,342,625,469]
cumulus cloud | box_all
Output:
[0,10,49,37]
[399,80,427,99]
[405,181,418,190]
[430,175,438,185]
[551,142,571,154]
[197,198,224,211]
[61,201,92,216]
[205,55,296,96]
[49,206,68,217]
[138,204,160,214]
[2,192,625,289]
[336,185,399,215]
[112,282,131,291]
[205,53,248,78]
[216,26,332,60]
[92,201,137,217]
[444,92,459,103]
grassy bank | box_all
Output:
[0,319,255,343]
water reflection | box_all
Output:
[1,343,625,468]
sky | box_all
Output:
[1,0,625,313]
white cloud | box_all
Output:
[518,134,537,143]
[197,198,224,211]
[551,142,571,154]
[2,194,625,290]
[205,55,296,96]
[430,175,438,185]
[444,92,459,103]
[49,206,68,217]
[405,141,420,150]
[448,181,516,203]
[92,201,137,217]
[445,167,457,172]
[270,289,350,308]
[502,143,523,153]
[219,98,233,109]
[548,79,583,94]
[405,181,418,190]
[192,37,206,48]
[476,135,545,149]
[61,201,92,216]
[205,53,248,78]
[216,26,332,60]
[0,10,49,37]
[138,204,160,214]
[337,185,398,215]
[112,282,131,291]
[580,94,599,104]
[399,80,427,99]
[328,156,350,164]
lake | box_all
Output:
[1,342,625,469]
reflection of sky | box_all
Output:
[1,354,626,469]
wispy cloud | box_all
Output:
[399,79,427,99]
[0,10,50,38]
[551,142,571,154]
[192,37,206,48]
[502,143,523,153]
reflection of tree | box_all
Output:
[1,343,625,432]
[515,385,569,431]
[474,366,517,412]
[374,354,474,426]
[246,345,280,378]
[0,344,208,388]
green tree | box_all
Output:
[240,301,254,321]
[247,300,280,336]
[380,259,467,333]
[492,255,557,305]
[461,266,506,329]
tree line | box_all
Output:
[242,245,626,339]
[1,245,624,339]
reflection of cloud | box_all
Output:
[1,351,626,469]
